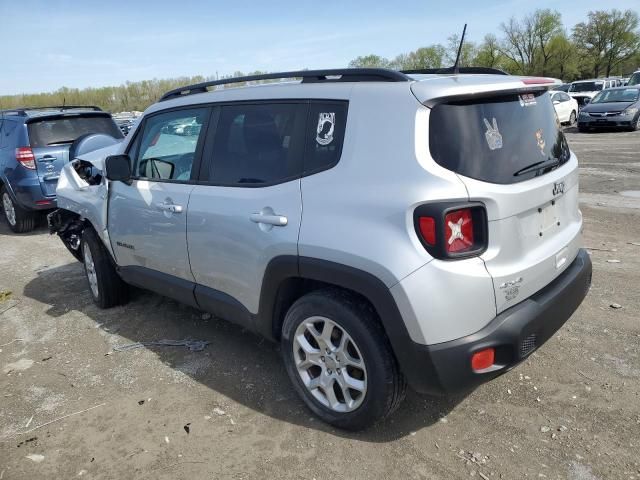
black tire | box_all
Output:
[569,110,577,126]
[281,288,406,430]
[630,115,640,132]
[1,186,36,233]
[81,228,129,308]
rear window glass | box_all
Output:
[569,82,603,92]
[429,91,570,184]
[28,115,123,148]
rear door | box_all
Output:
[27,114,122,197]
[428,90,582,313]
[187,101,307,319]
[108,107,210,288]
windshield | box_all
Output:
[591,89,640,104]
[628,73,640,86]
[429,91,570,185]
[569,82,603,92]
[28,114,123,148]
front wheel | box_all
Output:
[81,228,129,308]
[630,115,640,132]
[569,110,577,126]
[281,289,406,430]
[1,187,36,233]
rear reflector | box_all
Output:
[35,200,53,205]
[445,208,474,253]
[16,147,36,169]
[418,216,436,246]
[471,348,495,371]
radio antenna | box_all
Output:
[452,23,467,75]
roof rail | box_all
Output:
[0,105,103,116]
[159,68,410,101]
[402,67,508,76]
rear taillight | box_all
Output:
[444,208,474,253]
[16,147,36,169]
[418,216,436,246]
[414,202,487,259]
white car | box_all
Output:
[568,79,614,107]
[550,90,579,125]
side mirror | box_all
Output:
[105,154,131,183]
[583,98,591,104]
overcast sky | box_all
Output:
[1,0,638,95]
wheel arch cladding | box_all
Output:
[260,255,439,391]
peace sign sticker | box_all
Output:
[483,117,503,151]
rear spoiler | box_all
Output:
[413,77,562,108]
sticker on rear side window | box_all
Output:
[519,93,537,107]
[316,112,335,146]
[483,118,503,151]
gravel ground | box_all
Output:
[0,127,639,480]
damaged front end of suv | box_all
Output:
[47,136,121,262]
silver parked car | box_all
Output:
[49,68,592,430]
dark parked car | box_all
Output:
[0,106,123,232]
[577,86,640,132]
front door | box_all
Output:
[108,107,210,288]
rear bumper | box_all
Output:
[9,177,56,210]
[403,249,592,395]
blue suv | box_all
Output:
[0,106,123,232]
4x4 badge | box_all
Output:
[553,181,565,196]
[316,112,335,146]
[483,118,502,150]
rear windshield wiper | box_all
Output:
[513,158,561,177]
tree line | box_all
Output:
[350,9,640,80]
[0,8,638,113]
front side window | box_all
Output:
[133,108,208,181]
[209,103,306,185]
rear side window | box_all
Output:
[304,102,348,174]
[27,115,123,148]
[429,91,570,185]
[209,103,306,185]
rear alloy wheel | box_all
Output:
[569,111,577,126]
[293,316,368,413]
[281,289,406,430]
[1,187,36,233]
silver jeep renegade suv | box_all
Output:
[49,68,592,430]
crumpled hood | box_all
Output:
[75,141,122,171]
